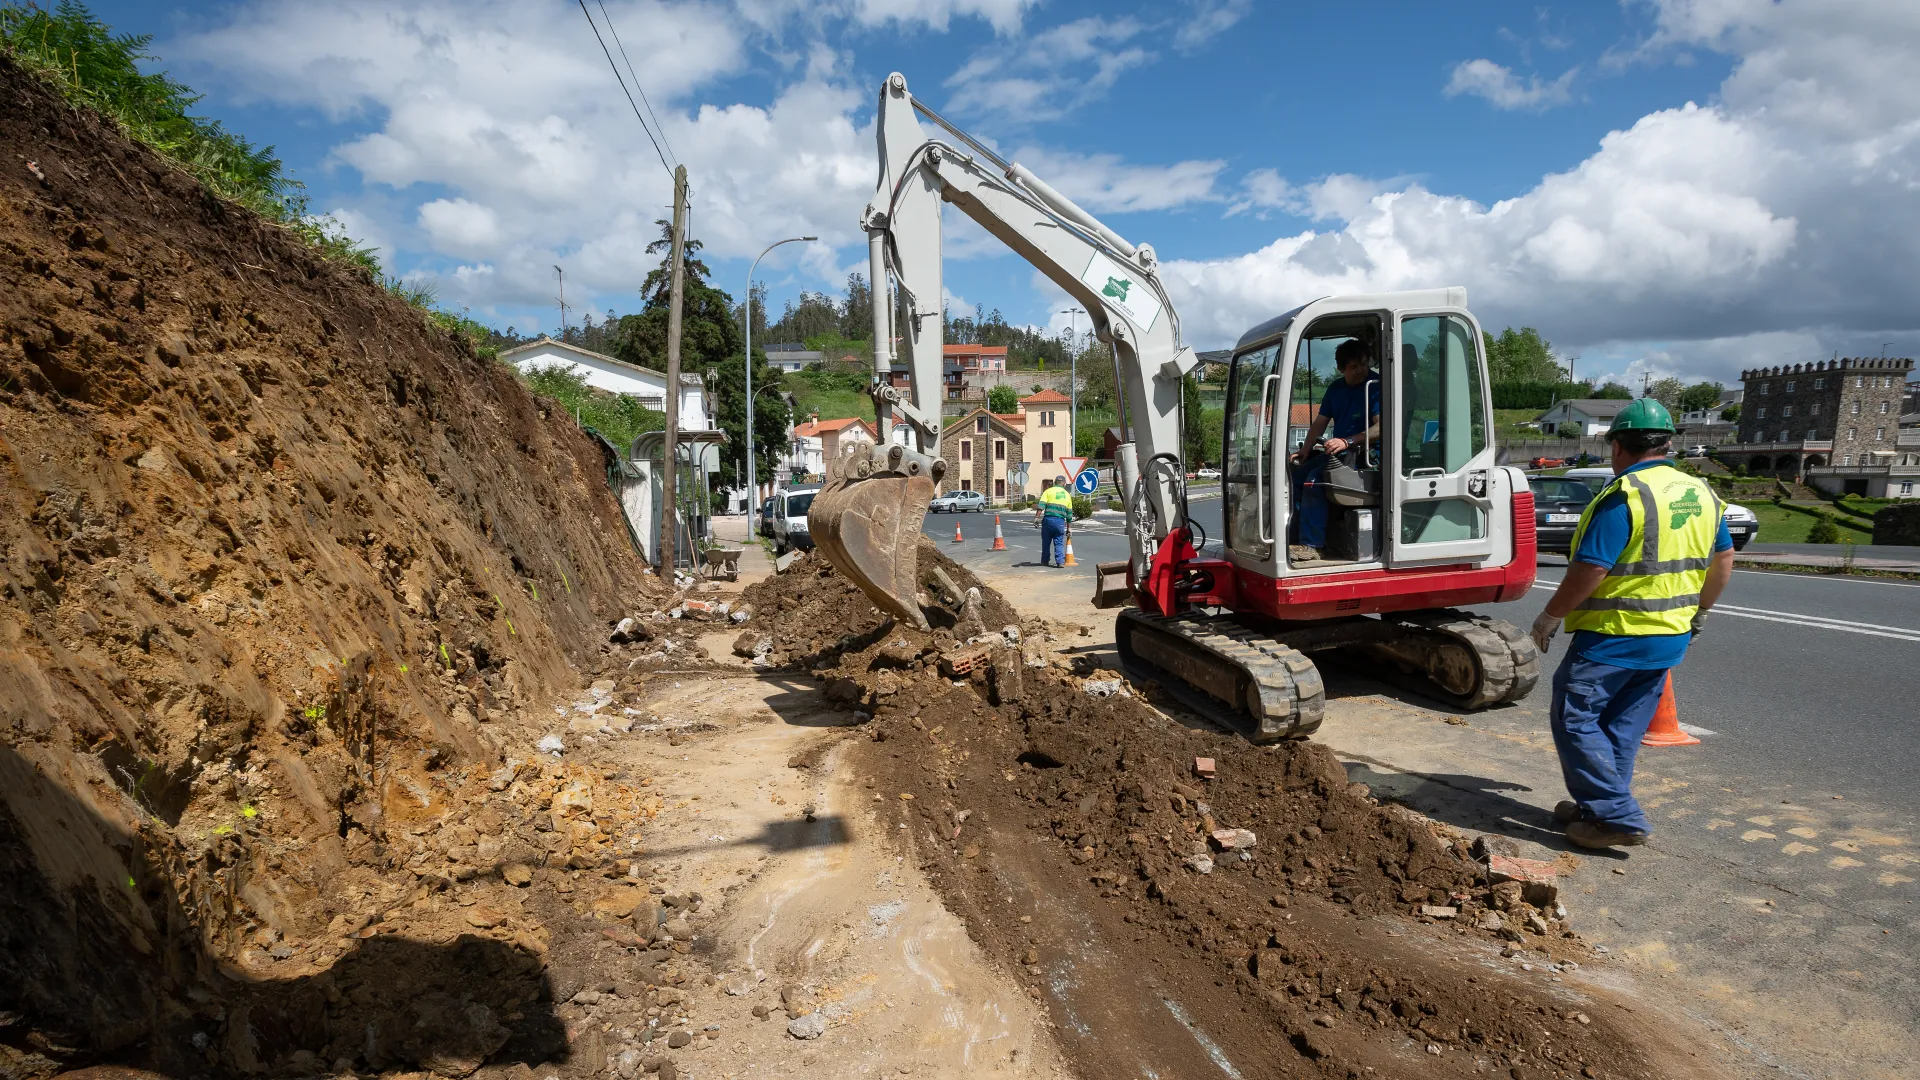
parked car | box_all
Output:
[1528,477,1596,555]
[1684,445,1711,458]
[758,495,777,538]
[928,489,987,513]
[771,486,820,553]
[1529,456,1567,469]
[1194,467,1222,480]
[1558,468,1755,550]
[1721,502,1757,550]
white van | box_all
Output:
[1560,468,1755,550]
[771,486,821,554]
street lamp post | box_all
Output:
[744,235,817,511]
[1061,306,1084,459]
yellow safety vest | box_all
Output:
[1039,487,1074,519]
[1563,463,1721,636]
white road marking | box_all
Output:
[1733,568,1920,589]
[1679,722,1718,737]
[1530,579,1920,642]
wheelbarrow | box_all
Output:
[700,544,743,581]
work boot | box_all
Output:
[1552,800,1582,825]
[1565,819,1649,850]
[1288,545,1322,564]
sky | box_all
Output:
[84,0,1920,391]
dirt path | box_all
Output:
[599,653,1068,1078]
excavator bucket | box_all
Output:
[809,463,937,631]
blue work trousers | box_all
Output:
[1039,517,1067,565]
[1548,655,1667,834]
[1292,455,1331,549]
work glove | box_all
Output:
[1530,610,1560,655]
[1690,609,1708,637]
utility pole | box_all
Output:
[659,166,688,578]
[554,265,570,338]
[1061,307,1083,456]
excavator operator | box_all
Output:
[1288,338,1381,563]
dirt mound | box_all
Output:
[755,554,1701,1079]
[0,52,667,1077]
[738,541,1023,669]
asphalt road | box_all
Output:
[928,497,1920,816]
[925,498,1920,1075]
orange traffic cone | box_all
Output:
[1062,528,1078,567]
[1640,672,1699,746]
[992,515,1007,551]
[952,522,964,544]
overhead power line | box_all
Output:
[577,0,675,181]
[597,0,677,170]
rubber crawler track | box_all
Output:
[1372,609,1542,709]
[1116,609,1325,743]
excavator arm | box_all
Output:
[811,72,1200,627]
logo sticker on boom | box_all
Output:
[1081,252,1161,331]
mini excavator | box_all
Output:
[810,73,1540,741]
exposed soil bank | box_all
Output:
[0,51,665,1078]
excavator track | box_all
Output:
[1116,609,1325,743]
[1360,609,1541,710]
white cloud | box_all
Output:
[1007,147,1226,214]
[1444,58,1577,110]
[847,0,1035,34]
[943,16,1151,122]
[1168,0,1920,386]
[1173,0,1252,51]
[417,198,501,255]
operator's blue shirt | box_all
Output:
[1569,459,1733,670]
[1319,371,1382,439]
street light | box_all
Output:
[744,235,818,511]
[1061,307,1084,457]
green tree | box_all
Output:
[709,348,792,491]
[988,385,1019,414]
[1645,377,1687,410]
[1594,382,1633,400]
[1482,327,1564,384]
[1720,402,1742,422]
[613,220,741,374]
[1678,381,1725,413]
[516,364,665,451]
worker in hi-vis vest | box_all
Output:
[1529,398,1735,850]
[1035,478,1074,567]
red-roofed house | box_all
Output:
[785,414,876,481]
[946,344,1008,373]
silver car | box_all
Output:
[928,489,988,513]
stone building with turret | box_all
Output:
[1720,356,1918,495]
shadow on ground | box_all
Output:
[0,741,567,1078]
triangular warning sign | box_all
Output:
[1057,456,1088,485]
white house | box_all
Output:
[501,337,709,428]
[763,344,823,374]
[1534,398,1632,437]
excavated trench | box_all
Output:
[737,545,1728,1079]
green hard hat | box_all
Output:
[1608,398,1675,436]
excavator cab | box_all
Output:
[1224,291,1508,582]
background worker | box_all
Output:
[1035,477,1073,567]
[1288,338,1381,563]
[1529,399,1735,850]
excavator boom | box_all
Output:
[809,72,1195,627]
[811,72,1538,737]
